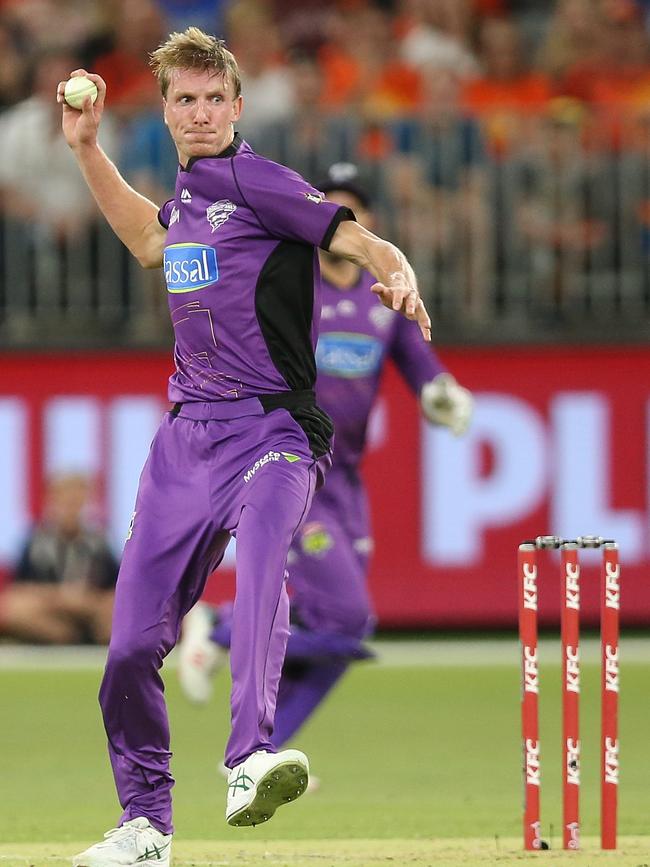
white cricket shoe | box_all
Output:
[219,759,321,793]
[72,817,171,867]
[177,602,227,704]
[226,749,309,826]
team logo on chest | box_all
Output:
[207,199,237,232]
[169,206,180,227]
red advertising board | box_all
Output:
[0,346,648,628]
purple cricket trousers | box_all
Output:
[99,397,328,835]
[211,463,376,747]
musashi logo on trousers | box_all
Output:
[244,451,301,483]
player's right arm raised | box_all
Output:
[57,69,166,268]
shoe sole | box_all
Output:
[227,759,309,827]
[73,859,169,867]
[73,861,169,867]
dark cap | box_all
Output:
[317,163,371,209]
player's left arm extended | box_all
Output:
[328,219,431,342]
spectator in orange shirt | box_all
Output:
[558,1,650,149]
[319,5,422,118]
[558,1,650,101]
[462,16,552,157]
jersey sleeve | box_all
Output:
[232,156,355,249]
[157,198,174,229]
[390,314,446,394]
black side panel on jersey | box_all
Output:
[255,241,333,457]
[255,241,316,390]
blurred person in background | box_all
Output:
[0,49,118,325]
[93,0,164,118]
[0,15,30,111]
[0,472,117,644]
[225,0,295,137]
[318,4,423,118]
[0,49,118,239]
[388,65,490,320]
[247,51,356,183]
[177,165,473,770]
[536,0,604,83]
[461,15,551,157]
[557,0,650,148]
[513,96,610,316]
[269,0,333,53]
[605,94,650,286]
[0,0,106,54]
[395,0,480,79]
[113,0,180,335]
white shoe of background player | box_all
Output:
[72,817,171,867]
[177,602,227,704]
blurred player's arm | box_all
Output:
[57,70,165,268]
[390,315,473,437]
[328,220,431,341]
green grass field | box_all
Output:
[0,639,648,867]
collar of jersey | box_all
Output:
[181,132,243,172]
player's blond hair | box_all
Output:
[150,27,241,98]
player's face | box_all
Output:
[163,68,243,164]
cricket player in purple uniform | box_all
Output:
[178,164,473,764]
[57,28,431,867]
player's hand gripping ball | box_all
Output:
[64,76,98,110]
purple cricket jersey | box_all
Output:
[315,269,444,468]
[158,133,353,405]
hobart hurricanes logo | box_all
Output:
[207,199,237,232]
[164,243,218,293]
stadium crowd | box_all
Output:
[1,0,650,339]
